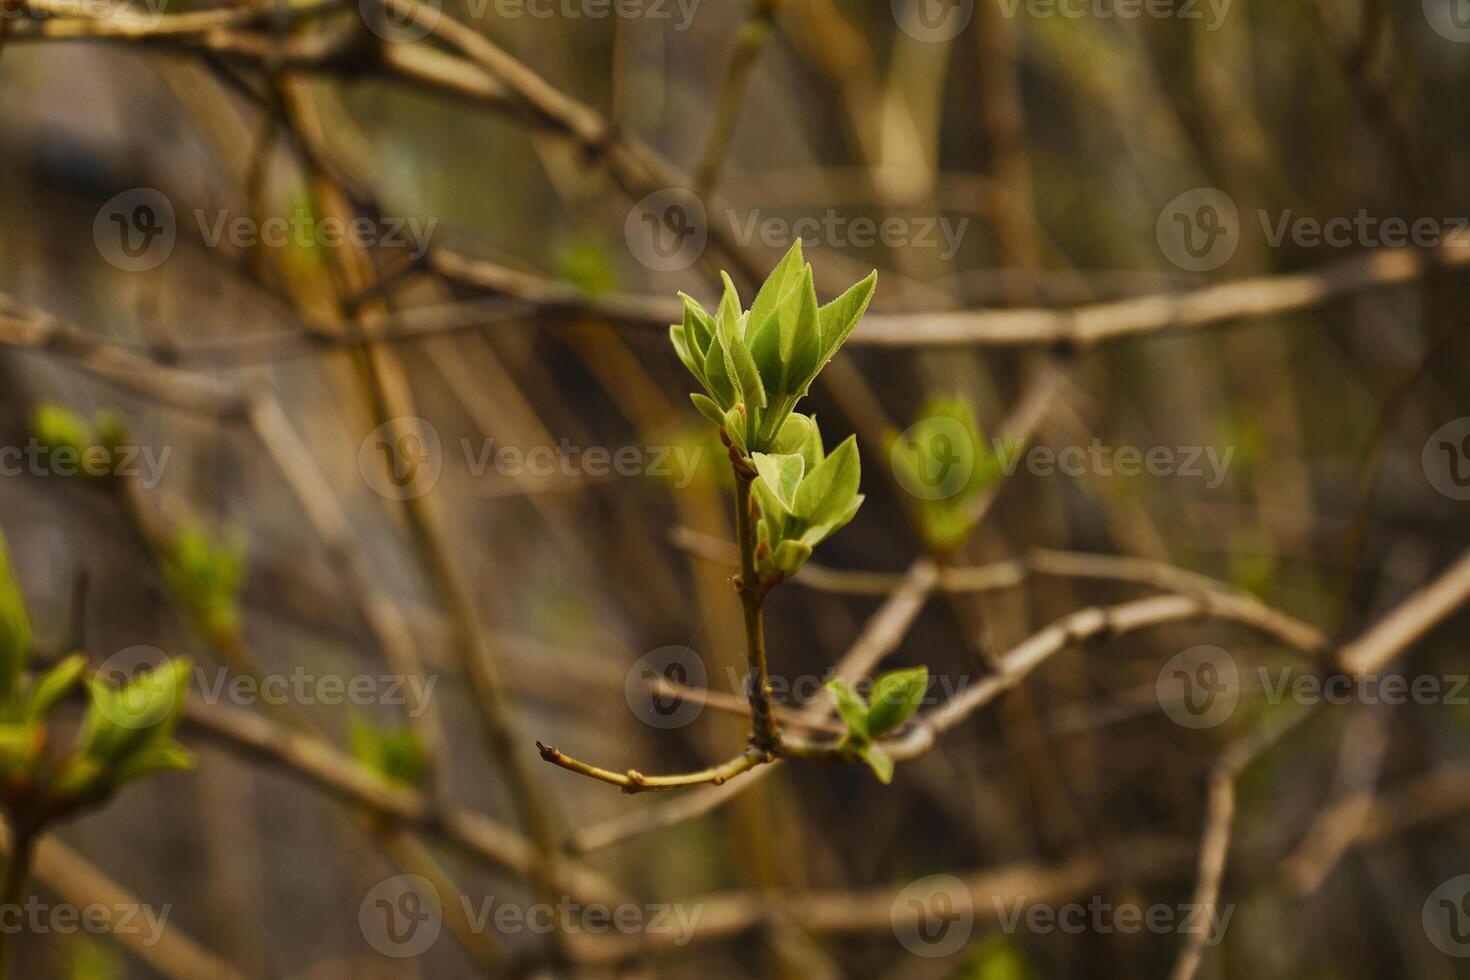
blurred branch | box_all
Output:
[1339,546,1470,676]
[0,823,244,980]
[692,2,781,198]
[180,700,623,905]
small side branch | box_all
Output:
[536,744,770,794]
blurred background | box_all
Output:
[1,0,1470,976]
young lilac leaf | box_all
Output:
[31,403,93,458]
[787,265,822,388]
[752,452,804,512]
[702,331,737,409]
[857,742,895,783]
[770,413,813,455]
[817,269,877,363]
[866,667,929,737]
[722,408,748,454]
[797,493,864,549]
[690,394,727,428]
[793,434,861,525]
[748,239,804,332]
[678,292,717,359]
[826,678,869,743]
[669,324,706,389]
[749,474,788,557]
[717,273,767,416]
[108,742,194,786]
[25,654,87,722]
[0,529,31,706]
[772,540,813,576]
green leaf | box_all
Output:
[749,472,788,553]
[0,530,31,706]
[702,333,737,409]
[817,270,877,363]
[752,453,803,512]
[793,434,861,524]
[109,741,194,786]
[866,666,929,737]
[748,239,804,335]
[678,293,717,358]
[770,413,813,455]
[723,408,748,454]
[798,493,864,549]
[690,393,727,427]
[78,657,192,765]
[31,403,93,457]
[772,539,812,576]
[748,264,819,404]
[25,654,87,722]
[717,272,766,412]
[669,324,706,388]
[857,742,894,783]
[825,678,869,742]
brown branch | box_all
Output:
[1339,546,1470,676]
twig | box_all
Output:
[1339,546,1470,676]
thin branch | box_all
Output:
[1339,546,1470,676]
